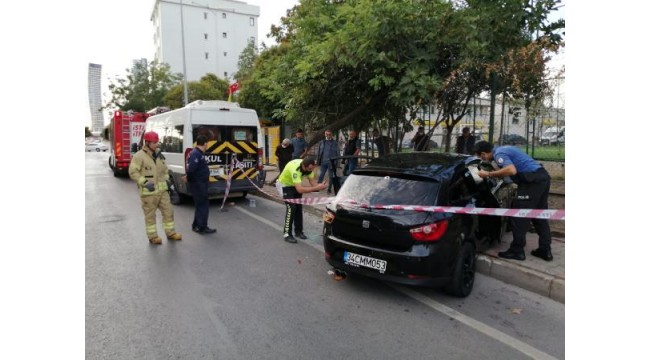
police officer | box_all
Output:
[474,141,553,261]
[277,156,327,243]
[129,131,182,244]
[186,135,216,234]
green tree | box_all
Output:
[244,0,564,151]
[234,39,258,81]
[85,127,92,138]
[105,60,182,112]
[164,73,229,109]
[238,45,288,122]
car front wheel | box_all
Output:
[445,242,476,298]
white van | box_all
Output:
[144,100,265,202]
[540,126,565,145]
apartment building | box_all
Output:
[88,63,104,136]
[151,0,260,82]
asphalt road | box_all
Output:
[86,152,565,359]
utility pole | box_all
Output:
[488,73,497,143]
[180,0,189,106]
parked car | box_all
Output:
[323,153,515,297]
[499,134,527,145]
[540,126,564,145]
[86,142,109,152]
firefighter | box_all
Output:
[129,131,182,244]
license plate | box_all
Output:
[210,167,224,176]
[343,251,387,273]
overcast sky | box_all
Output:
[76,0,299,129]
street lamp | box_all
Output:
[180,0,189,106]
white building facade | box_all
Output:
[151,0,260,82]
[88,63,104,136]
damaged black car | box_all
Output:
[323,153,515,297]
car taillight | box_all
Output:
[184,147,193,172]
[409,220,448,242]
[257,148,263,170]
[323,210,335,224]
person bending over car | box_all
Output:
[474,141,553,262]
[277,156,327,243]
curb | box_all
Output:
[477,255,564,303]
[252,189,564,303]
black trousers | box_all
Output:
[510,168,552,252]
[188,181,210,230]
[282,186,303,236]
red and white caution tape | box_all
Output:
[284,196,336,205]
[332,199,565,220]
[240,161,564,220]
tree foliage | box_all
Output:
[105,60,182,112]
[234,39,257,81]
[164,73,229,109]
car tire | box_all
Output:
[445,242,476,298]
[95,148,101,152]
[168,177,183,205]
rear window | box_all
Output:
[337,174,439,205]
[192,125,257,143]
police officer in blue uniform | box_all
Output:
[186,135,217,234]
[474,141,553,261]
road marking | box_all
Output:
[388,284,558,360]
[237,198,558,360]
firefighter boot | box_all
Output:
[149,236,163,245]
[167,232,182,241]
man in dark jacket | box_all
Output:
[186,135,216,234]
[268,138,294,184]
[317,129,340,194]
[455,126,476,155]
[342,129,361,176]
[411,126,429,151]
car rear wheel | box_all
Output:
[169,177,183,205]
[445,242,476,298]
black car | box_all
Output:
[499,134,527,145]
[323,153,514,297]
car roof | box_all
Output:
[360,152,474,180]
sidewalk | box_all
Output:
[255,166,565,303]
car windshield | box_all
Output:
[336,173,439,206]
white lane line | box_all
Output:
[387,284,558,360]
[236,202,557,360]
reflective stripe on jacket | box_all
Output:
[128,147,170,196]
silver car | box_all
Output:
[86,142,109,152]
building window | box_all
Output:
[222,32,227,38]
[250,17,255,26]
[224,52,227,57]
[204,33,208,40]
[204,12,207,20]
[205,52,209,60]
[250,36,255,43]
[224,72,228,77]
[222,13,226,19]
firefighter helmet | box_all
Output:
[143,131,159,143]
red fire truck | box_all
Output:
[108,110,149,177]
